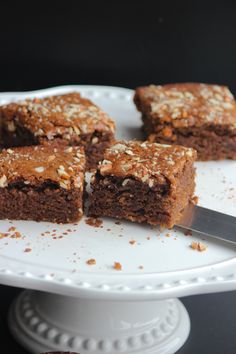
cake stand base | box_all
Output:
[8,290,190,354]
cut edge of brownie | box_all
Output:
[141,114,236,160]
[88,159,195,228]
[0,180,84,223]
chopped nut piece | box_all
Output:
[65,147,73,153]
[73,126,81,135]
[35,166,45,173]
[122,179,130,186]
[0,175,8,188]
[57,166,70,179]
[48,155,56,162]
[192,196,199,204]
[7,149,14,154]
[190,241,207,252]
[129,240,136,245]
[86,258,96,265]
[59,180,70,189]
[92,137,99,144]
[85,217,103,228]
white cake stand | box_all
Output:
[0,85,236,354]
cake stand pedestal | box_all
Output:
[8,290,190,354]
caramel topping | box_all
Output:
[138,83,236,128]
[0,145,85,190]
[1,92,115,139]
[98,140,196,185]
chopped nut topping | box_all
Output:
[74,175,81,188]
[92,137,99,144]
[65,147,73,153]
[99,140,196,185]
[122,178,132,186]
[0,145,85,193]
[0,175,8,188]
[48,155,56,162]
[57,165,70,179]
[7,149,14,154]
[59,180,70,189]
[2,92,115,138]
[73,126,81,135]
[139,83,236,127]
[35,166,45,173]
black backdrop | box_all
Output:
[1,1,236,92]
[1,1,236,353]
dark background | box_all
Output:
[1,1,236,93]
[1,1,236,353]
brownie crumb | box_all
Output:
[192,196,199,204]
[113,262,122,271]
[115,221,121,225]
[190,241,207,252]
[85,217,103,228]
[11,231,22,238]
[129,240,136,245]
[184,229,192,236]
[86,258,96,265]
[8,226,16,232]
[139,265,144,270]
[24,247,32,253]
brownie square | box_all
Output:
[134,83,236,160]
[0,145,85,223]
[0,92,115,170]
[89,140,196,228]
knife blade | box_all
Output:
[177,204,236,244]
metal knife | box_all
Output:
[177,204,236,244]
